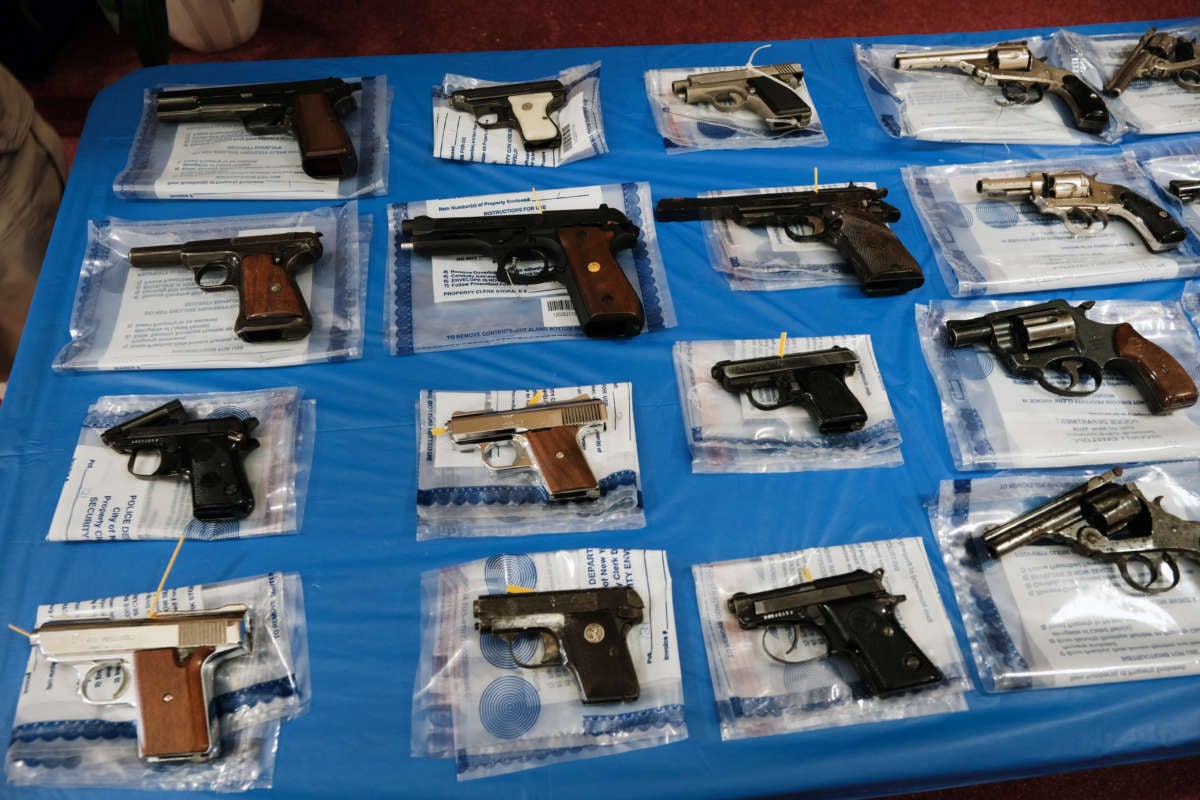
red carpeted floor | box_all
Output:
[11,1,1200,797]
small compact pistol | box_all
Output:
[728,568,943,696]
[445,395,608,501]
[29,605,251,761]
[449,79,568,150]
[474,587,644,703]
[1104,26,1200,97]
[1170,179,1200,204]
[671,64,812,132]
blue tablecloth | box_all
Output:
[3,18,1199,799]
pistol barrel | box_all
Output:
[976,175,1041,197]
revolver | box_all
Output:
[893,41,1109,133]
[1104,27,1200,97]
[655,184,924,295]
[976,170,1187,252]
[449,79,568,150]
[727,568,944,696]
[1170,179,1200,204]
[978,467,1200,593]
[474,587,644,703]
[710,346,868,434]
[101,400,260,522]
[400,205,644,338]
[445,395,608,501]
[154,77,361,178]
[671,64,812,132]
[945,299,1198,414]
[28,605,251,761]
[128,232,323,343]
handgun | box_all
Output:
[449,79,568,150]
[727,568,943,696]
[945,299,1198,413]
[671,64,812,132]
[976,170,1187,252]
[28,605,251,761]
[444,395,607,501]
[128,232,322,343]
[101,400,260,521]
[655,185,924,295]
[1170,179,1200,204]
[400,205,644,338]
[979,467,1200,593]
[474,587,644,703]
[710,346,868,434]
[154,77,361,178]
[893,41,1109,133]
[1103,27,1200,97]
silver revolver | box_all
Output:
[893,40,1109,133]
[1104,27,1200,97]
[671,64,812,132]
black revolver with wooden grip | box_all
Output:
[101,400,260,522]
[945,299,1199,414]
[154,77,361,178]
[128,232,322,343]
[710,346,868,434]
[400,205,645,338]
[977,170,1187,252]
[727,568,944,696]
[978,467,1200,594]
[893,40,1109,133]
[1104,27,1200,97]
[445,396,608,502]
[449,79,568,150]
[474,587,644,703]
[671,64,812,132]
[655,185,924,295]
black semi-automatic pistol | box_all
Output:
[710,346,868,434]
[154,77,361,178]
[1170,179,1200,204]
[474,586,644,703]
[101,400,260,522]
[728,568,944,696]
[1104,27,1200,97]
[449,79,568,150]
[978,467,1200,593]
[671,63,812,132]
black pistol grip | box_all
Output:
[746,75,811,126]
[799,369,868,434]
[1049,73,1109,134]
[821,595,944,696]
[1117,188,1188,249]
[560,609,640,703]
[823,205,924,296]
[187,436,257,522]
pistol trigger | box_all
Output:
[537,630,563,666]
[479,440,533,472]
[242,106,289,135]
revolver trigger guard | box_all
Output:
[478,440,533,472]
[1116,552,1179,594]
[998,80,1045,105]
[1175,68,1200,91]
[1037,357,1102,397]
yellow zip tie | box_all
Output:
[813,167,819,193]
[431,426,446,436]
[148,531,187,619]
[527,391,544,405]
[801,566,814,582]
[7,624,32,639]
[532,188,544,214]
[506,584,535,593]
[777,332,788,358]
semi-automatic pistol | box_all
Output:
[445,395,608,501]
[449,79,568,150]
[29,605,251,761]
[129,232,323,343]
[893,41,1108,133]
[727,568,943,696]
[1170,179,1200,204]
[671,64,812,132]
[1104,27,1200,97]
[474,587,644,703]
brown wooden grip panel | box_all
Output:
[236,253,311,342]
[133,646,216,760]
[522,426,599,500]
[825,206,924,296]
[1113,323,1199,412]
[292,91,358,178]
[556,226,645,338]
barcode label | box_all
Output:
[541,297,579,328]
[559,123,575,153]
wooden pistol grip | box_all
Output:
[133,646,217,760]
[238,253,312,342]
[556,226,645,338]
[1113,323,1199,412]
[292,91,358,178]
[522,426,600,501]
